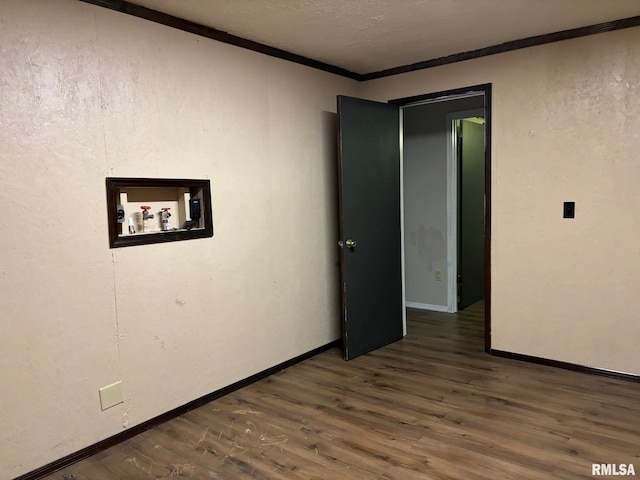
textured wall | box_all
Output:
[403,97,484,309]
[3,1,640,477]
[0,1,355,478]
[362,27,640,375]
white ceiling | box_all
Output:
[127,0,640,75]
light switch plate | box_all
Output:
[563,201,575,218]
[99,381,124,411]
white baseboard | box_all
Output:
[405,302,449,312]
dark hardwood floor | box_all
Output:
[45,303,640,479]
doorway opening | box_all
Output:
[335,84,491,360]
[391,84,491,352]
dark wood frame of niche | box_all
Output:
[106,177,214,248]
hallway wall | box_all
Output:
[403,96,484,310]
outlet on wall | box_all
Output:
[435,269,443,282]
[99,381,124,411]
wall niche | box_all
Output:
[106,177,213,248]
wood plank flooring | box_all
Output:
[45,303,640,479]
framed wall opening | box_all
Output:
[391,84,492,352]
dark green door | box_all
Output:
[337,96,403,360]
[458,119,485,309]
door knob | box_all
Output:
[338,239,358,249]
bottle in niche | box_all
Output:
[140,206,154,232]
[161,208,171,231]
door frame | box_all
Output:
[399,111,407,336]
[447,109,485,313]
[390,84,492,352]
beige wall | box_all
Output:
[3,0,640,477]
[0,1,356,478]
[362,27,640,376]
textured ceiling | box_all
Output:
[127,0,640,74]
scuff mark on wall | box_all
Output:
[153,335,166,351]
[175,282,187,306]
[122,412,129,429]
[414,224,445,271]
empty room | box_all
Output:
[2,1,640,479]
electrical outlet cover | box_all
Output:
[99,381,124,411]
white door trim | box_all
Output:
[399,109,407,336]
